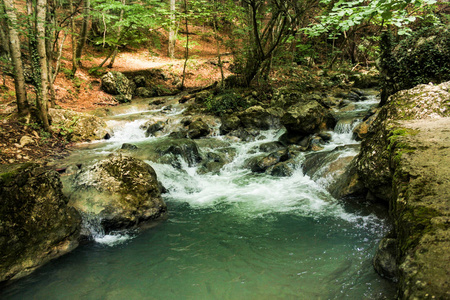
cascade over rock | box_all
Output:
[0,164,81,282]
[49,108,109,142]
[67,154,167,233]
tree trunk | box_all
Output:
[0,24,10,56]
[212,1,224,87]
[36,0,50,130]
[180,0,188,90]
[75,0,91,67]
[107,0,125,68]
[70,0,78,75]
[2,0,29,115]
[168,0,176,58]
[46,0,56,107]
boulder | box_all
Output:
[267,160,295,177]
[150,138,202,167]
[373,237,398,281]
[350,72,380,89]
[135,87,155,98]
[220,114,241,134]
[187,119,210,139]
[0,164,81,282]
[388,118,450,299]
[281,100,336,137]
[101,71,135,103]
[121,143,138,150]
[68,154,167,233]
[353,110,379,141]
[246,149,289,173]
[141,120,165,137]
[238,105,280,130]
[49,108,109,142]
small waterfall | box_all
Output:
[334,118,360,134]
[82,213,134,246]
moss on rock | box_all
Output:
[0,164,81,282]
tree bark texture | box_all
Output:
[36,0,50,130]
[168,0,176,58]
[75,0,91,66]
[2,0,29,115]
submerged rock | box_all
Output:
[68,154,167,233]
[141,120,165,137]
[373,237,398,281]
[0,164,81,282]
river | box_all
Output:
[0,93,396,299]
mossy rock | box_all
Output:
[68,154,167,233]
[0,164,81,282]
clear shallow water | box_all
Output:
[1,201,394,299]
[0,95,396,299]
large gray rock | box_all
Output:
[101,71,135,103]
[150,138,202,168]
[187,119,210,139]
[49,109,109,142]
[68,154,167,233]
[0,164,81,282]
[281,100,336,137]
[354,81,450,298]
[389,118,450,299]
[239,105,281,130]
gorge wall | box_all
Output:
[356,81,450,299]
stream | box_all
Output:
[0,93,396,299]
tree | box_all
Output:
[233,0,301,86]
[35,0,51,130]
[74,0,91,70]
[1,0,29,116]
[303,0,442,66]
[168,0,176,58]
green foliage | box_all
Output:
[379,25,450,103]
[205,91,250,115]
[304,0,441,38]
[90,0,168,48]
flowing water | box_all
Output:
[0,94,396,299]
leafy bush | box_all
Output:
[379,25,450,105]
